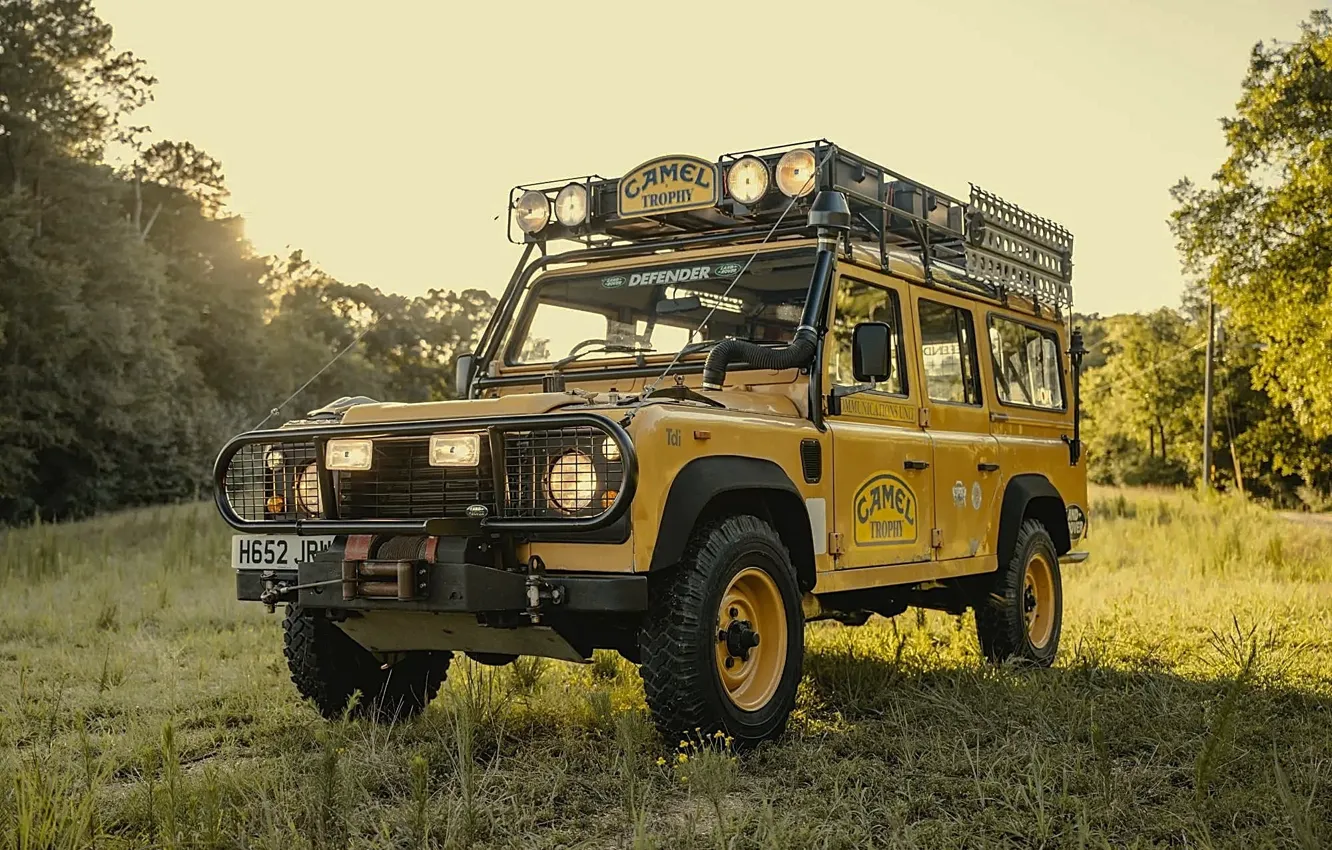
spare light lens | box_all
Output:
[545,450,596,512]
[326,439,373,471]
[727,156,770,206]
[429,433,481,467]
[776,149,818,198]
[514,190,550,234]
[555,183,589,227]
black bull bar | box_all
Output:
[213,412,639,536]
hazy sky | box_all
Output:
[96,0,1314,317]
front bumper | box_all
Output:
[236,562,647,614]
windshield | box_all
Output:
[507,251,815,366]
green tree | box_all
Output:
[0,2,499,522]
[1171,11,1332,440]
[1083,310,1203,486]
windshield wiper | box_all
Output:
[552,342,655,372]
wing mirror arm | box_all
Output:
[456,353,477,400]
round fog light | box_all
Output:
[727,156,770,206]
[514,189,551,234]
[296,462,322,515]
[776,149,817,198]
[545,450,596,513]
[555,183,589,227]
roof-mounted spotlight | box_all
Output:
[776,149,818,198]
[554,183,589,227]
[514,190,551,234]
[726,156,770,206]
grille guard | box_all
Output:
[213,412,638,535]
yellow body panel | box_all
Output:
[348,243,1087,602]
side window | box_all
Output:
[917,299,981,405]
[989,316,1065,410]
[828,278,906,395]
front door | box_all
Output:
[825,273,934,568]
[911,289,1001,562]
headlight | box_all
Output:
[600,435,621,462]
[514,189,551,234]
[545,450,596,512]
[775,149,817,198]
[264,448,284,471]
[554,183,589,227]
[326,439,373,471]
[726,156,770,206]
[296,462,321,514]
[429,433,481,467]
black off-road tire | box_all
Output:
[975,518,1063,666]
[282,606,451,722]
[638,515,804,746]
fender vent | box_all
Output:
[799,439,822,484]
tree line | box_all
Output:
[1084,10,1332,508]
[0,0,494,523]
[3,2,1330,522]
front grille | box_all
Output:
[338,438,495,520]
[503,426,625,519]
[223,439,319,522]
[219,421,631,526]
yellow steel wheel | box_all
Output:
[1023,551,1056,649]
[714,566,788,712]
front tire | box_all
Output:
[975,518,1063,666]
[283,606,451,722]
[639,515,804,746]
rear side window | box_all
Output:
[918,299,981,405]
[989,316,1065,410]
[828,278,906,395]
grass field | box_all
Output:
[1,488,1329,849]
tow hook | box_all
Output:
[258,574,343,612]
[524,555,566,624]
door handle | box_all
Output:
[977,462,1000,472]
[903,460,930,470]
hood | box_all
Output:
[337,387,801,427]
[339,393,592,425]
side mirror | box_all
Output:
[852,322,892,383]
[455,353,476,398]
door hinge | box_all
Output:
[828,531,845,556]
[931,528,943,548]
[918,407,931,428]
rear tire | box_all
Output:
[283,606,451,722]
[638,515,804,746]
[975,518,1062,666]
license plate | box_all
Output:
[231,535,335,569]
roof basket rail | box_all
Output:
[964,185,1074,310]
[506,140,1074,311]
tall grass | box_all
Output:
[0,490,1328,847]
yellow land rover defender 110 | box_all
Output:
[216,141,1089,743]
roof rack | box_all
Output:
[508,140,1073,312]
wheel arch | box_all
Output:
[998,474,1071,564]
[649,456,816,592]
